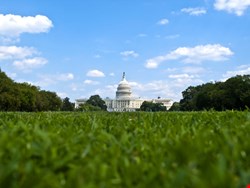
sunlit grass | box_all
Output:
[0,111,249,187]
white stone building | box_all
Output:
[75,72,173,112]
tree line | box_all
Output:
[170,75,250,111]
[0,69,109,112]
[0,69,75,112]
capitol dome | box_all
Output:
[116,72,132,99]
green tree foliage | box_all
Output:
[0,69,62,111]
[77,95,107,111]
[140,101,166,112]
[180,75,250,111]
[86,95,107,111]
[168,102,180,111]
[77,103,103,111]
[61,97,75,111]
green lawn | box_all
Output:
[0,111,249,188]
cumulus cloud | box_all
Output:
[86,70,105,77]
[0,14,52,71]
[169,74,196,79]
[57,92,68,99]
[214,0,250,16]
[0,14,53,37]
[34,73,75,87]
[157,18,169,25]
[57,73,74,81]
[182,66,206,74]
[223,65,250,79]
[0,36,20,45]
[92,85,117,99]
[0,46,37,60]
[13,57,47,71]
[120,50,139,58]
[181,7,207,15]
[115,80,174,99]
[84,79,100,85]
[145,44,233,69]
[168,74,204,91]
[168,74,203,88]
[0,46,48,71]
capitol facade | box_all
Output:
[75,73,173,112]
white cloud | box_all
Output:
[34,73,75,87]
[168,74,204,91]
[84,79,100,85]
[157,18,169,25]
[57,92,68,99]
[145,61,159,69]
[13,57,47,71]
[86,69,105,77]
[70,83,79,91]
[168,74,203,89]
[109,72,115,76]
[120,50,139,58]
[6,72,17,79]
[0,46,49,71]
[181,7,207,15]
[0,14,53,37]
[128,80,183,100]
[169,74,196,79]
[92,85,117,99]
[145,44,233,69]
[33,76,56,87]
[223,65,250,79]
[0,36,20,45]
[94,54,101,58]
[57,73,74,81]
[0,46,37,60]
[182,66,206,74]
[138,33,147,37]
[214,0,250,16]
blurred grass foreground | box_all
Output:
[0,111,250,188]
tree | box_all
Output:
[86,95,107,111]
[0,69,62,111]
[77,95,107,112]
[140,101,166,112]
[17,83,37,111]
[61,97,75,111]
[169,102,180,111]
[77,103,102,112]
[0,71,20,111]
[179,75,250,111]
[180,86,202,111]
[40,91,62,111]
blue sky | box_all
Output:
[0,0,250,102]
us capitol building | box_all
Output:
[75,73,173,112]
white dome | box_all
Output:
[116,72,132,99]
